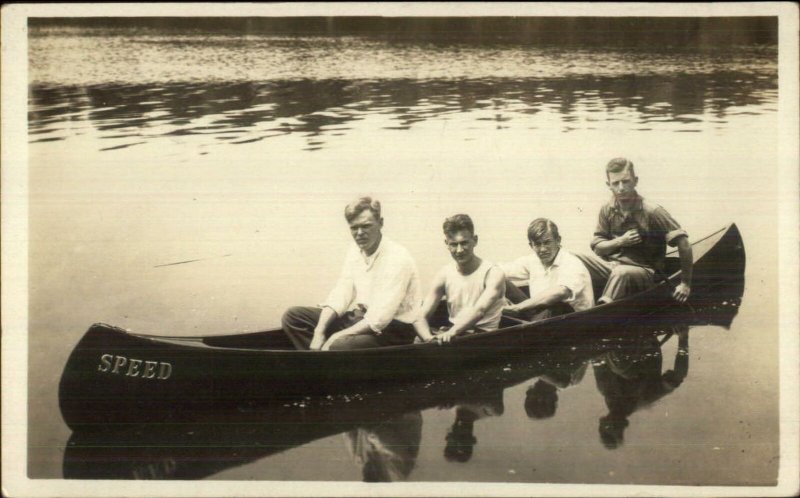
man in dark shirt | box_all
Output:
[582,157,693,304]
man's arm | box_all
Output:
[324,250,418,350]
[360,252,417,333]
[437,266,506,343]
[591,206,641,257]
[413,270,447,342]
[652,206,691,303]
[505,285,571,316]
[309,307,338,350]
[593,229,642,257]
[321,318,375,351]
[672,235,692,303]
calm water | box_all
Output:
[27,24,779,484]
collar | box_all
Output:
[610,194,644,214]
[360,237,386,267]
[544,248,564,273]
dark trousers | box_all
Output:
[281,306,417,351]
[517,302,575,322]
[575,253,654,303]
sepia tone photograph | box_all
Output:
[2,3,799,497]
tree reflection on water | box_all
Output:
[30,70,776,151]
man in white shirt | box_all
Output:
[281,197,421,351]
[503,218,594,321]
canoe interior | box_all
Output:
[172,223,742,352]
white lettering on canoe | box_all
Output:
[97,354,172,380]
[98,354,113,372]
[142,360,158,379]
[158,362,172,380]
[125,358,142,377]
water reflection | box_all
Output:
[443,388,505,463]
[593,324,689,449]
[29,70,776,151]
[62,284,742,481]
[524,358,589,420]
[344,412,422,482]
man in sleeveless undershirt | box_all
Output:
[413,214,506,345]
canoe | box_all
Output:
[58,223,745,429]
[63,300,742,479]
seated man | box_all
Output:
[413,214,506,344]
[281,196,421,351]
[583,157,692,304]
[502,218,594,321]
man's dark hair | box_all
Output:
[443,214,474,237]
[605,157,636,179]
[527,218,561,245]
[344,196,381,223]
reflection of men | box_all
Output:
[414,214,505,344]
[583,158,692,304]
[593,325,689,449]
[503,218,594,321]
[344,411,422,482]
[525,360,588,419]
[443,390,504,463]
[281,197,421,351]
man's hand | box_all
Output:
[617,229,642,247]
[320,333,340,351]
[672,282,691,303]
[309,334,326,351]
[434,329,457,345]
[321,331,352,351]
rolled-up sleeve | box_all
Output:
[652,206,688,246]
[363,256,415,332]
[590,207,613,251]
[322,256,355,316]
[501,257,530,283]
[556,259,586,303]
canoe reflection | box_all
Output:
[63,288,741,480]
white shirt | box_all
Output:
[502,249,594,312]
[323,237,421,333]
[443,260,504,331]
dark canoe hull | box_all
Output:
[58,224,745,429]
[62,295,745,480]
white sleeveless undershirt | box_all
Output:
[444,259,504,332]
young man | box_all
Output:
[281,196,421,351]
[414,214,506,345]
[502,218,594,321]
[583,157,692,304]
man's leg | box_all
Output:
[522,302,575,322]
[282,307,360,350]
[328,320,416,350]
[504,279,529,304]
[600,265,654,303]
[573,253,613,302]
[281,306,322,350]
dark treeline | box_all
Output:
[29,17,777,47]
